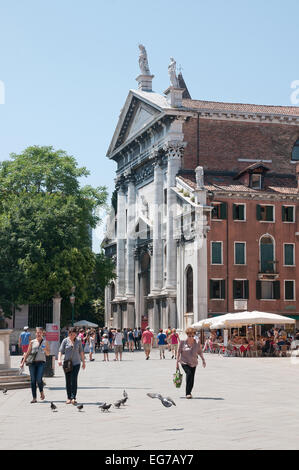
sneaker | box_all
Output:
[186,395,192,399]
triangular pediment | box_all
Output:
[107,90,168,158]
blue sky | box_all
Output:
[0,0,298,249]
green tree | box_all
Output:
[0,146,108,317]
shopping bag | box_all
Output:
[173,366,183,388]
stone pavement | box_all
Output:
[1,349,299,450]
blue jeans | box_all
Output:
[29,362,45,399]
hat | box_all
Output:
[24,326,29,330]
[145,326,150,330]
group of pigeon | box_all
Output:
[49,389,176,412]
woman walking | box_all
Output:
[20,327,50,403]
[89,330,96,361]
[176,327,206,399]
[170,328,180,359]
[58,327,86,405]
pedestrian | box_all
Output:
[122,328,128,351]
[58,327,86,405]
[170,328,180,359]
[108,328,114,350]
[101,334,109,361]
[141,326,154,360]
[133,327,139,350]
[114,329,124,361]
[89,330,96,361]
[157,329,167,359]
[20,327,50,403]
[18,326,31,358]
[166,326,172,352]
[176,327,206,399]
[137,327,142,350]
[128,328,135,352]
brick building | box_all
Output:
[103,47,299,330]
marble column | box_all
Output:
[165,142,184,291]
[116,181,126,298]
[0,330,12,370]
[126,175,136,297]
[151,155,164,294]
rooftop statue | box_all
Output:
[138,44,151,75]
[168,57,179,88]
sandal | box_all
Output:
[30,399,37,403]
[40,391,45,400]
[71,399,77,405]
[66,399,72,404]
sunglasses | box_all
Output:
[187,334,195,337]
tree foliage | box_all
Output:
[0,146,109,317]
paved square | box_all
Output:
[1,350,299,450]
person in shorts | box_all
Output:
[114,329,123,361]
[101,334,109,361]
[19,327,31,356]
[170,328,180,359]
[157,329,167,359]
[141,326,154,360]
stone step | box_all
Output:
[0,381,31,390]
[0,369,21,376]
[0,375,30,383]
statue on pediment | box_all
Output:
[138,44,151,75]
[168,57,179,88]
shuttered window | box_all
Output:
[285,281,295,301]
[211,202,227,220]
[282,206,294,222]
[210,280,225,299]
[233,280,249,299]
[257,205,274,222]
[233,204,245,221]
[211,242,222,264]
[234,242,246,265]
[284,244,295,266]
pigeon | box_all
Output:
[50,402,57,411]
[2,388,7,395]
[123,390,128,399]
[120,397,128,406]
[147,393,176,408]
[99,403,112,412]
[114,400,122,409]
[77,404,84,412]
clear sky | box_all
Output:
[0,0,298,249]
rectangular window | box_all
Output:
[233,280,249,299]
[233,204,245,221]
[256,204,274,222]
[211,202,227,220]
[251,174,262,189]
[284,244,295,266]
[234,242,246,265]
[210,280,225,299]
[282,206,295,223]
[211,242,223,264]
[257,280,280,300]
[285,281,295,301]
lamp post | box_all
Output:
[70,286,76,327]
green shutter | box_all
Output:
[235,243,245,265]
[274,281,280,300]
[212,242,222,264]
[256,204,262,220]
[244,280,249,299]
[220,202,227,220]
[256,280,261,300]
[233,204,237,220]
[266,206,274,221]
[233,280,237,299]
[284,244,294,266]
[209,280,213,299]
[221,280,226,299]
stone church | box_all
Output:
[103,46,211,331]
[103,45,299,331]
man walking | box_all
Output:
[141,326,154,360]
[18,326,31,357]
[114,329,124,361]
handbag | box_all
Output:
[63,339,76,374]
[25,339,43,366]
[173,366,183,388]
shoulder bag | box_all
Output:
[63,339,76,374]
[25,339,44,366]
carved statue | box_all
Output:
[138,44,151,75]
[168,57,179,88]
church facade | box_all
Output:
[103,46,299,331]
